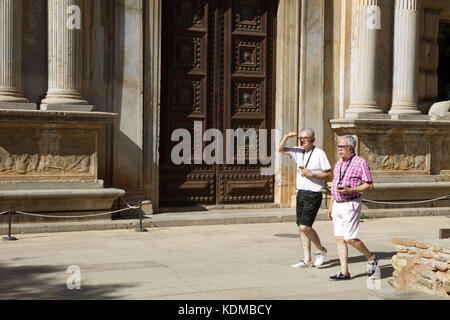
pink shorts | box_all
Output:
[331,198,362,240]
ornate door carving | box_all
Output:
[160,0,275,205]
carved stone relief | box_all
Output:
[359,136,428,173]
[0,128,96,180]
[440,138,450,172]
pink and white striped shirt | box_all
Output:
[330,154,373,202]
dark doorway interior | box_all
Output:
[438,22,450,101]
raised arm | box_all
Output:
[278,132,297,154]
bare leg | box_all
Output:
[299,225,324,262]
[345,238,375,262]
[299,231,312,262]
[336,236,349,275]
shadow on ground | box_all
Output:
[317,251,396,279]
[0,262,135,300]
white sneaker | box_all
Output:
[314,247,327,267]
[291,259,313,269]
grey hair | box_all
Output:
[340,135,357,150]
[300,128,315,138]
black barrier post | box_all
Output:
[3,205,17,241]
[135,201,148,232]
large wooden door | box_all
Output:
[159,0,276,206]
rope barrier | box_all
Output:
[15,206,138,219]
[2,197,149,240]
[325,187,449,205]
[362,195,449,205]
[121,198,140,210]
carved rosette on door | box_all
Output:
[160,0,276,205]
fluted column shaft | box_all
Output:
[390,0,421,114]
[346,0,382,117]
[0,0,27,103]
[42,0,88,106]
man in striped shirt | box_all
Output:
[326,135,378,281]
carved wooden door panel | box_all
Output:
[216,0,275,204]
[160,0,275,206]
[160,0,215,206]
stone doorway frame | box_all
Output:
[144,0,324,210]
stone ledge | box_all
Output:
[40,104,95,112]
[330,118,450,128]
[0,109,117,125]
[0,188,125,199]
[0,188,125,214]
[0,102,37,110]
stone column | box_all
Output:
[274,0,301,206]
[346,0,382,117]
[389,0,421,114]
[41,0,92,111]
[0,0,35,109]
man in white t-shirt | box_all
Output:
[279,128,332,268]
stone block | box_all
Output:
[432,252,449,262]
[424,263,436,271]
[141,200,153,213]
[395,246,409,253]
[416,242,429,249]
[421,251,433,259]
[443,248,450,255]
[422,9,440,41]
[429,244,443,252]
[435,265,448,272]
[392,238,416,247]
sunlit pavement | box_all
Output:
[0,216,449,300]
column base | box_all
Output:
[41,104,95,112]
[345,104,383,118]
[0,95,29,104]
[0,102,37,110]
[389,104,422,115]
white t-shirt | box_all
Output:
[287,146,331,192]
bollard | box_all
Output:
[135,201,148,232]
[3,205,17,241]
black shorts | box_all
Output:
[296,190,323,227]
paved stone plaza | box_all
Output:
[0,216,449,300]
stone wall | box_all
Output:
[390,238,450,298]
